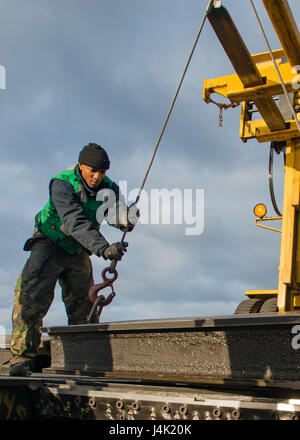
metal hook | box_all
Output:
[87,267,118,323]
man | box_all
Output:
[9,143,137,376]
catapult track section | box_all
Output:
[42,314,300,383]
[1,314,300,419]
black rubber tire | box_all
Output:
[234,298,266,315]
[259,297,278,314]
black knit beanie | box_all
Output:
[78,143,110,170]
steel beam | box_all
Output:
[43,314,300,383]
[207,5,286,131]
[262,0,300,68]
[207,6,263,87]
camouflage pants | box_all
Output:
[10,237,94,362]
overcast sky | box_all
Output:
[0,0,299,333]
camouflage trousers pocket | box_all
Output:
[23,239,55,278]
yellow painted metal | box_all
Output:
[203,58,298,143]
[245,290,278,299]
[251,49,285,64]
[227,63,295,102]
[240,115,300,144]
[262,0,300,68]
[203,59,292,103]
[277,139,300,312]
[294,295,300,308]
[254,217,282,233]
[295,92,300,106]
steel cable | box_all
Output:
[111,0,215,266]
[135,0,214,203]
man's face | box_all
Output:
[78,163,106,189]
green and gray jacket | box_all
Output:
[36,164,121,256]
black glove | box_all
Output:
[119,222,135,233]
[119,206,140,232]
[103,242,128,261]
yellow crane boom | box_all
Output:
[203,0,300,313]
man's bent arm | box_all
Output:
[50,179,109,256]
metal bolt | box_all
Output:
[88,398,96,409]
[213,407,222,418]
[232,409,241,420]
[74,396,81,407]
[179,406,188,416]
[132,401,140,411]
[162,403,171,413]
[116,400,124,410]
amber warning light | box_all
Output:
[253,203,267,218]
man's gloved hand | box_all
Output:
[119,205,140,233]
[119,222,135,233]
[103,242,128,261]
